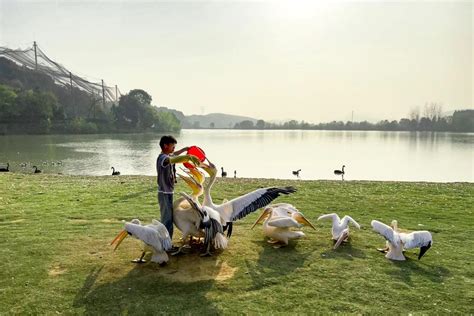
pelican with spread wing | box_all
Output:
[317,213,361,249]
[251,203,315,248]
[180,192,228,256]
[110,219,172,264]
[371,219,432,261]
[201,162,297,237]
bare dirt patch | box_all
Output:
[55,236,237,285]
[67,219,89,224]
[0,219,25,225]
[101,219,122,224]
[157,255,237,283]
[48,264,67,277]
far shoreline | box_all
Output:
[1,172,472,185]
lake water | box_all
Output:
[0,130,472,182]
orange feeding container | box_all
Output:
[184,146,206,169]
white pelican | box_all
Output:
[201,162,297,237]
[110,219,172,265]
[171,170,206,255]
[371,220,433,261]
[317,213,360,249]
[251,204,315,248]
[180,192,228,256]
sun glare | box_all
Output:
[272,0,334,20]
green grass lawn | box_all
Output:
[0,173,473,314]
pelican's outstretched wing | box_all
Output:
[399,231,432,249]
[151,219,173,251]
[342,215,361,229]
[124,222,165,252]
[371,220,397,244]
[229,186,297,222]
[267,216,301,228]
[317,213,341,224]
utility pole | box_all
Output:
[70,72,75,116]
[115,85,118,103]
[101,79,106,108]
[33,41,38,70]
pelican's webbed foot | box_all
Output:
[200,242,213,256]
[131,252,146,263]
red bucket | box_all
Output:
[184,146,206,169]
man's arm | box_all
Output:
[173,147,189,156]
[169,154,200,166]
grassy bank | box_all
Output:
[0,174,473,314]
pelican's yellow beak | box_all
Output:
[187,168,205,185]
[251,208,272,229]
[293,213,316,230]
[200,162,217,177]
[178,174,202,196]
[110,229,128,250]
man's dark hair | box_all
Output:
[159,135,177,149]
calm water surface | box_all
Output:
[0,130,472,182]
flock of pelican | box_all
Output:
[111,160,433,265]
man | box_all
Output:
[156,135,200,248]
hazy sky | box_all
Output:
[1,0,472,122]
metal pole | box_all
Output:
[101,79,105,107]
[33,41,38,70]
[70,72,75,116]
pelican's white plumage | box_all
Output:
[202,162,297,237]
[400,231,433,249]
[371,220,432,261]
[171,171,207,254]
[251,204,315,247]
[317,213,360,249]
[111,219,172,264]
[180,192,228,256]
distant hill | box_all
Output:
[156,108,259,129]
[156,107,187,123]
[184,113,258,128]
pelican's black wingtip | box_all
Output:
[418,242,432,260]
[283,186,297,194]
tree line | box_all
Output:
[0,84,181,134]
[233,105,473,133]
[0,58,180,134]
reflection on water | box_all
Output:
[0,130,472,182]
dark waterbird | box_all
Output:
[111,167,120,176]
[33,166,42,174]
[292,169,301,178]
[334,165,345,180]
[0,163,9,172]
[221,167,227,178]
